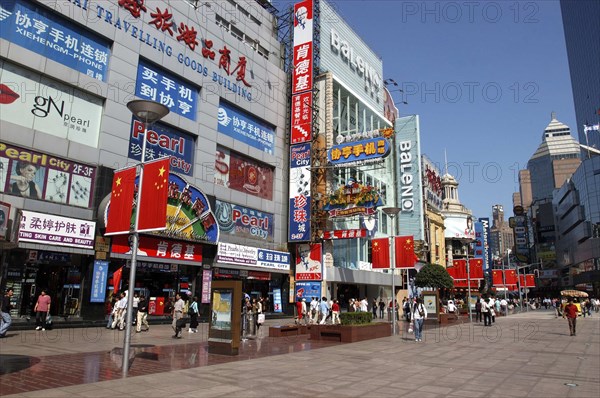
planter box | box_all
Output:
[309,323,391,343]
[269,324,310,337]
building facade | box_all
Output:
[0,0,292,320]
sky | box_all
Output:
[277,0,577,220]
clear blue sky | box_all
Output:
[280,0,577,220]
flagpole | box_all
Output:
[122,100,169,377]
[383,207,400,336]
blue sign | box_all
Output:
[295,282,321,302]
[478,217,491,272]
[128,119,195,176]
[327,137,391,165]
[257,249,291,270]
[0,0,110,81]
[288,143,311,242]
[215,200,274,241]
[474,222,485,264]
[217,101,276,155]
[272,288,283,313]
[91,260,109,303]
[136,60,198,121]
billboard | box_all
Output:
[0,64,103,148]
[0,0,110,81]
[319,0,383,112]
[422,156,443,212]
[295,243,322,281]
[395,116,424,240]
[215,200,274,241]
[444,214,476,240]
[214,147,274,200]
[217,101,276,155]
[288,143,312,242]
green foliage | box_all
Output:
[414,263,454,289]
[339,311,373,325]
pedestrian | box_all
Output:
[332,299,341,324]
[132,293,139,326]
[447,300,457,320]
[296,298,307,325]
[0,288,14,338]
[372,298,378,318]
[563,298,580,336]
[481,297,491,326]
[403,298,410,321]
[111,292,127,330]
[475,298,482,322]
[378,298,385,319]
[172,293,185,338]
[33,290,51,331]
[309,297,318,324]
[105,297,114,329]
[585,299,592,317]
[136,295,149,332]
[488,297,496,323]
[319,297,329,324]
[360,297,368,312]
[410,297,427,342]
[188,296,199,333]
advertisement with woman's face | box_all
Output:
[444,215,476,240]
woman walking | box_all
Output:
[410,297,428,342]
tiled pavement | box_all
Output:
[0,310,598,397]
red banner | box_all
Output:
[371,238,390,269]
[452,259,467,280]
[469,258,484,279]
[105,166,136,235]
[112,266,123,292]
[292,42,313,94]
[525,274,536,288]
[492,269,504,286]
[138,157,170,232]
[505,269,518,285]
[395,236,418,268]
[291,92,313,144]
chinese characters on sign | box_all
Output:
[19,210,96,249]
[111,234,203,263]
[91,260,109,303]
[327,137,391,165]
[0,0,110,81]
[290,92,313,144]
[216,242,290,271]
[288,143,312,242]
[135,60,198,120]
[217,102,276,155]
[214,147,274,200]
[323,229,367,240]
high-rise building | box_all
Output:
[518,169,533,210]
[560,0,600,153]
[489,205,514,261]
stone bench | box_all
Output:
[268,325,308,337]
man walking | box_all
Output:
[136,295,149,333]
[172,293,185,338]
[0,288,14,338]
[481,297,491,326]
[319,297,329,324]
[111,292,127,330]
[563,298,580,336]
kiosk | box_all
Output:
[208,280,242,355]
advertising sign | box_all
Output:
[18,210,95,249]
[217,101,276,155]
[111,234,203,263]
[216,242,290,271]
[0,0,110,81]
[1,142,95,207]
[201,269,212,304]
[273,288,283,313]
[327,137,391,166]
[512,215,530,263]
[214,147,274,200]
[135,60,198,120]
[0,201,11,240]
[128,119,195,176]
[292,0,314,95]
[295,243,322,281]
[474,221,485,262]
[215,200,274,241]
[323,178,383,218]
[323,229,366,240]
[90,260,109,303]
[0,65,103,147]
[444,215,476,240]
[478,217,491,271]
[290,92,313,144]
[295,281,321,301]
[422,157,443,212]
[288,143,312,241]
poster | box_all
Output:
[211,289,232,331]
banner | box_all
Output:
[295,243,322,280]
[395,236,418,268]
[201,269,212,304]
[371,238,390,269]
[137,157,170,232]
[91,261,109,303]
[505,269,518,285]
[492,269,504,286]
[288,143,311,241]
[105,166,136,235]
[18,210,95,249]
[112,266,123,293]
[273,288,283,313]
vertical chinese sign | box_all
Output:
[288,0,314,243]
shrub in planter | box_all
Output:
[339,312,373,325]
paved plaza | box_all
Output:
[0,310,598,397]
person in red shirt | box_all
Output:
[34,290,51,331]
[331,300,341,324]
[563,298,580,336]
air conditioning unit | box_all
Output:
[453,249,462,255]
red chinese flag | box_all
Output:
[492,270,504,286]
[112,266,123,293]
[470,259,484,279]
[447,266,456,279]
[519,274,526,287]
[453,259,467,279]
[371,238,390,268]
[137,157,170,232]
[525,274,535,288]
[395,236,417,268]
[505,269,517,285]
[105,166,137,235]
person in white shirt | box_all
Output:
[500,298,508,316]
[488,297,496,323]
[172,293,185,338]
[359,298,368,312]
[309,297,319,324]
[481,297,491,326]
[410,297,428,342]
[111,292,128,330]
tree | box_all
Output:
[414,263,454,290]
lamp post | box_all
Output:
[122,100,169,377]
[503,249,510,316]
[383,207,400,335]
[465,241,473,323]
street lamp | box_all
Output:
[122,100,169,377]
[465,240,473,323]
[382,207,400,335]
[502,249,510,316]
